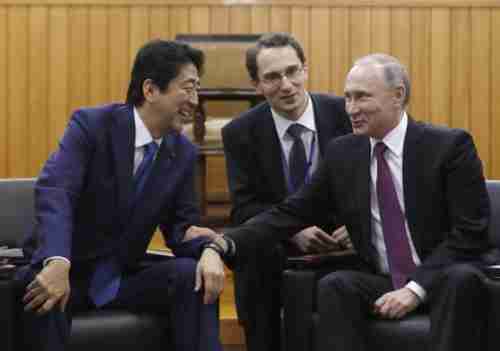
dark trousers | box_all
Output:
[317,263,486,351]
[234,244,288,351]
[16,257,221,351]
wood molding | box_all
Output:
[1,0,500,8]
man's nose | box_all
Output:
[346,100,359,115]
[189,91,199,106]
[279,75,294,90]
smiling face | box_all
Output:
[253,46,309,120]
[344,64,404,139]
[147,63,200,135]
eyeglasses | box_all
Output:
[260,65,305,87]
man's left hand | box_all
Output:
[373,287,421,319]
[183,225,218,242]
[195,248,225,304]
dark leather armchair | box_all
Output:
[282,180,500,351]
[0,178,170,351]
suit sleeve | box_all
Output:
[30,111,93,265]
[410,131,490,290]
[160,148,208,258]
[222,124,276,225]
[225,155,336,264]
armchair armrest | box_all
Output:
[484,278,500,351]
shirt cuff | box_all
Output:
[43,256,71,267]
[405,281,427,302]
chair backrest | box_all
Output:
[0,178,36,247]
[486,180,500,249]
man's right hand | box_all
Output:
[23,259,71,315]
[290,226,339,253]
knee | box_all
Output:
[441,264,484,295]
[318,271,358,298]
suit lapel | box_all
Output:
[402,117,424,248]
[110,105,135,220]
[311,95,332,155]
[255,106,287,198]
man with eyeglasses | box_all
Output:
[221,32,352,351]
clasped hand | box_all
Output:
[373,287,421,319]
[23,259,71,315]
[290,225,353,253]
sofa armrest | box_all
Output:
[484,277,500,351]
[0,278,17,351]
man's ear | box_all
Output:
[302,63,309,81]
[252,79,263,94]
[393,85,405,106]
[142,79,158,103]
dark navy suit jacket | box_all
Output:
[23,103,207,273]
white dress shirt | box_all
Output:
[271,93,320,181]
[369,112,426,300]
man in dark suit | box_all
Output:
[16,39,224,351]
[221,33,352,351]
[200,53,490,351]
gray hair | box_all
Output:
[353,53,411,107]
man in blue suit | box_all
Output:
[16,39,224,351]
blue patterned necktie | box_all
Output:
[374,142,416,289]
[89,141,159,307]
[287,123,307,192]
[134,141,159,197]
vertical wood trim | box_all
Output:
[270,5,290,32]
[470,8,491,176]
[109,6,129,103]
[170,6,189,37]
[491,9,500,179]
[450,8,470,131]
[409,8,431,121]
[290,6,310,90]
[69,6,89,111]
[390,8,411,76]
[229,6,251,33]
[29,6,49,175]
[190,6,210,33]
[350,8,371,62]
[150,6,171,39]
[309,7,331,92]
[89,6,109,106]
[331,7,350,96]
[0,7,7,176]
[250,6,270,33]
[48,6,69,153]
[430,8,451,126]
[371,7,391,53]
[8,6,29,176]
[210,6,230,33]
[130,6,150,62]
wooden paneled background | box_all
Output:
[0,0,499,178]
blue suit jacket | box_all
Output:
[23,103,207,271]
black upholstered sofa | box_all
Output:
[0,178,170,351]
[282,180,500,351]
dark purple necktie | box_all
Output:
[287,123,307,192]
[374,142,416,289]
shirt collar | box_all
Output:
[133,107,162,148]
[271,93,316,140]
[370,111,408,158]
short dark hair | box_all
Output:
[246,32,306,82]
[126,39,204,106]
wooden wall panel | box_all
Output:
[0,1,499,178]
[0,7,7,177]
[29,6,48,175]
[492,9,500,178]
[430,8,451,126]
[470,8,491,175]
[450,8,470,131]
[309,8,331,92]
[8,6,29,177]
[410,8,431,121]
[109,6,129,103]
[48,7,69,153]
